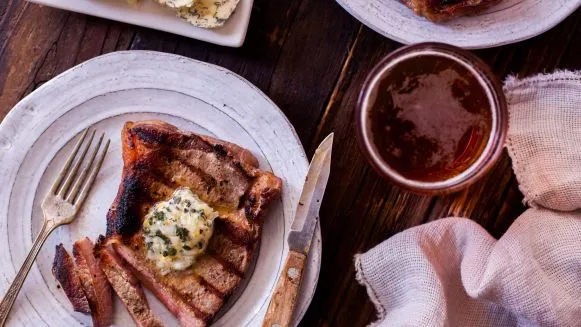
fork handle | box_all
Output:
[0,220,57,326]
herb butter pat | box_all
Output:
[143,187,218,274]
[177,0,241,28]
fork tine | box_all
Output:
[50,129,89,195]
[57,130,96,198]
[66,133,104,203]
[74,139,110,206]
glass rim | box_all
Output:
[356,42,508,195]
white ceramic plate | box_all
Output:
[336,0,581,49]
[26,0,253,47]
[0,51,321,326]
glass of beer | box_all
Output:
[357,43,507,194]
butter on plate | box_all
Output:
[122,0,241,28]
[155,0,196,9]
[177,0,241,28]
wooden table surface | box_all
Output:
[1,1,580,326]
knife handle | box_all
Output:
[262,250,306,327]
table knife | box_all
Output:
[262,133,333,327]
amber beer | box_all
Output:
[357,43,507,194]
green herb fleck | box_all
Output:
[155,230,171,244]
[196,241,204,249]
[145,242,153,249]
[184,200,191,207]
[164,247,177,256]
[154,211,165,221]
[173,196,181,204]
[183,245,192,251]
[176,226,190,242]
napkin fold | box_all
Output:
[355,71,581,327]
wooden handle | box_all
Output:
[0,220,56,327]
[262,250,306,327]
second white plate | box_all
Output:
[336,0,581,49]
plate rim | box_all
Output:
[335,0,581,49]
[0,50,321,326]
[25,0,254,47]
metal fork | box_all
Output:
[0,129,110,326]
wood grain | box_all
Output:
[0,3,69,116]
[0,1,579,326]
[262,251,307,327]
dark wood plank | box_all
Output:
[0,3,69,115]
[0,0,29,53]
[556,13,581,71]
[265,0,359,144]
[35,13,86,85]
[130,28,178,53]
[75,16,111,64]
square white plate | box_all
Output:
[27,0,253,47]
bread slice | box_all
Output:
[105,120,282,326]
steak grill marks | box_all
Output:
[72,238,114,327]
[106,121,282,325]
[96,240,163,327]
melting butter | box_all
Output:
[142,187,218,275]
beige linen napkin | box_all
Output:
[355,71,581,326]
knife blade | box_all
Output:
[262,134,333,327]
[288,133,333,255]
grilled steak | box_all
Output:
[106,120,282,326]
[401,0,501,21]
[97,239,163,327]
[52,244,91,314]
[73,237,114,327]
